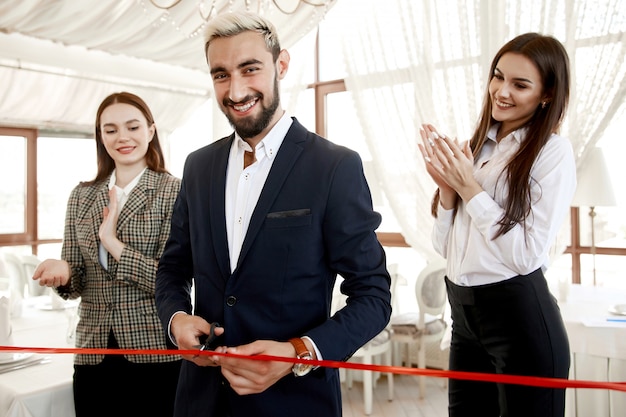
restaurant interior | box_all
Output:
[1,0,625,416]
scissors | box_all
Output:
[196,322,221,351]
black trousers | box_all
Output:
[73,331,182,417]
[446,269,570,417]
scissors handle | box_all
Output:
[199,322,221,351]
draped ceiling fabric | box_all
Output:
[325,0,626,260]
[0,0,335,134]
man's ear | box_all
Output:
[276,49,290,80]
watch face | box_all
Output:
[293,362,314,377]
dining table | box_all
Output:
[0,295,77,417]
[558,283,626,417]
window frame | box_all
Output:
[0,126,38,249]
[308,31,408,248]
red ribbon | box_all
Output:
[2,345,626,392]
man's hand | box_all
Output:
[171,313,224,367]
[214,340,299,395]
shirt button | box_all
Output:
[226,296,237,306]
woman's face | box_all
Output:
[489,52,546,136]
[99,102,154,170]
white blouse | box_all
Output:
[432,125,576,286]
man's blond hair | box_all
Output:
[204,11,281,61]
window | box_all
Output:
[299,20,626,288]
[0,129,95,258]
[0,127,36,246]
[562,117,626,288]
[36,135,96,259]
[289,25,409,249]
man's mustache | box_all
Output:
[223,94,261,107]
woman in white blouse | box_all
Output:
[418,33,575,417]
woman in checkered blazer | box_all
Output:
[33,92,182,417]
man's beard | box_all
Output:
[223,78,280,139]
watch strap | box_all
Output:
[288,337,311,358]
[288,337,314,377]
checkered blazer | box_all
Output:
[57,169,181,365]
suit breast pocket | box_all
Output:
[265,209,312,229]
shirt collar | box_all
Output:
[234,112,293,162]
[108,167,147,195]
[488,123,527,144]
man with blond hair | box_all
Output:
[156,11,391,417]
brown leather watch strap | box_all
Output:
[288,337,314,377]
[288,337,311,358]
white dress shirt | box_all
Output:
[432,124,576,286]
[223,113,321,360]
[225,113,292,272]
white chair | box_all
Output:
[2,252,28,298]
[333,265,398,415]
[0,253,11,293]
[20,254,49,297]
[390,258,448,399]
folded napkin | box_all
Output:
[50,291,65,309]
[0,296,15,360]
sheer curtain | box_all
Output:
[327,0,626,260]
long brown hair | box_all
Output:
[432,33,570,239]
[84,91,168,186]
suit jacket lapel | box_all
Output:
[236,119,306,270]
[210,136,234,280]
[77,180,109,267]
[117,170,152,232]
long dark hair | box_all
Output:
[432,33,570,239]
[84,91,168,186]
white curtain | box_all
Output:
[327,0,626,260]
[0,0,336,135]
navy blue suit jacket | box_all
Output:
[156,118,391,417]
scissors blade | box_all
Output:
[197,322,221,351]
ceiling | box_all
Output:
[0,0,335,134]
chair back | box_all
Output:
[415,258,447,326]
[2,252,28,297]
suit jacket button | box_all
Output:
[226,296,237,306]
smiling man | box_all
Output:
[155,11,392,417]
[210,29,284,144]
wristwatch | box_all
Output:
[288,337,314,377]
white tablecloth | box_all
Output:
[558,284,626,417]
[0,297,76,417]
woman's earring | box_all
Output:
[541,101,547,109]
